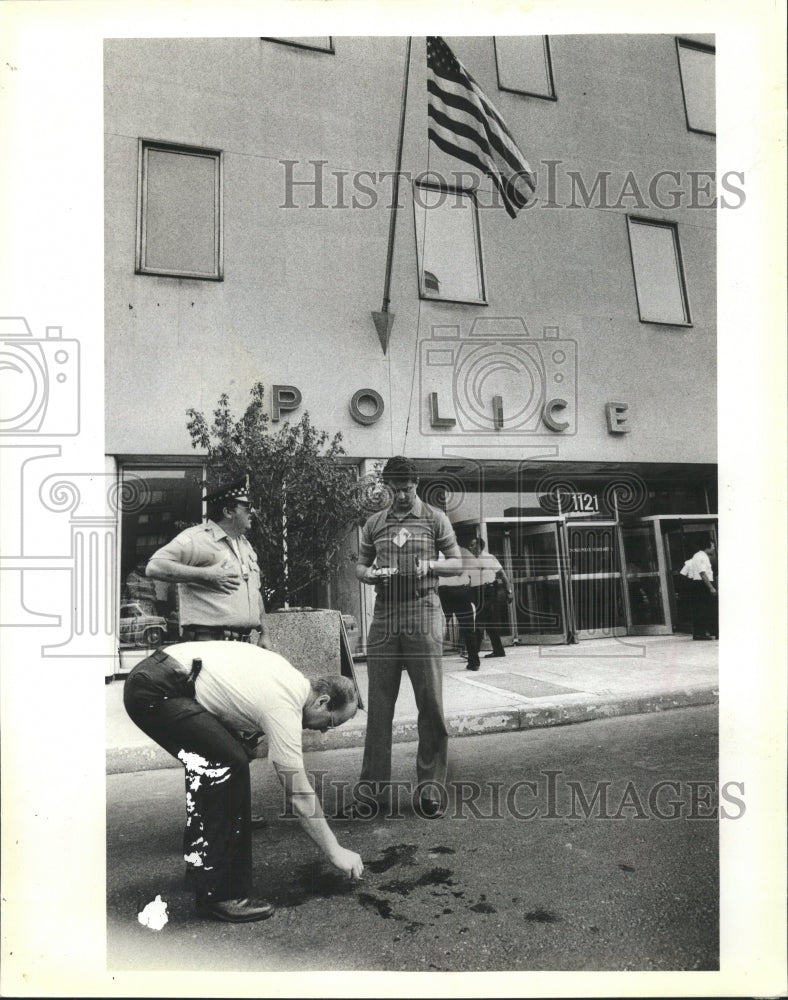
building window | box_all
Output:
[136,140,223,280]
[494,36,556,100]
[261,37,334,53]
[119,465,204,649]
[676,39,715,136]
[626,218,691,326]
[413,183,486,304]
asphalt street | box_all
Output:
[107,704,719,972]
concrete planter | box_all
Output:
[266,608,343,680]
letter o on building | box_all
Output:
[350,388,385,426]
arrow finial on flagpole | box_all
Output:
[372,310,395,355]
[371,37,412,356]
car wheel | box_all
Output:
[146,626,165,647]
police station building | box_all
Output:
[104,35,719,655]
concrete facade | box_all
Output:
[104,34,718,646]
[105,34,716,463]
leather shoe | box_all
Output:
[250,814,268,830]
[419,796,445,819]
[484,652,505,658]
[198,897,275,923]
[466,662,480,671]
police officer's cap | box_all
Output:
[202,474,251,506]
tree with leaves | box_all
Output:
[186,383,379,610]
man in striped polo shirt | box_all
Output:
[351,456,462,819]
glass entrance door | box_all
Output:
[620,522,670,634]
[659,518,718,634]
[565,522,626,640]
[486,520,569,644]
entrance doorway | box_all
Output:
[620,521,671,635]
[485,519,570,644]
[565,522,627,640]
[462,513,718,644]
[656,517,719,634]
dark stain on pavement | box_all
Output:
[380,867,456,896]
[357,892,399,920]
[618,863,636,872]
[469,901,497,913]
[272,866,359,907]
[366,844,419,874]
[525,908,562,923]
[427,846,456,856]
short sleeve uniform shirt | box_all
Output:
[150,521,264,628]
[682,550,714,582]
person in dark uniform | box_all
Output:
[145,475,272,650]
[468,536,514,658]
[680,537,718,640]
[351,456,462,818]
[437,538,481,670]
[123,642,363,923]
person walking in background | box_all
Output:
[680,536,718,640]
[468,536,514,659]
[437,537,481,670]
[351,456,462,818]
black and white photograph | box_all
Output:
[0,2,785,997]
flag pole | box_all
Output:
[372,35,413,355]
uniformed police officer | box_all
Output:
[351,456,462,819]
[146,475,272,650]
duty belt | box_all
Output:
[181,625,253,642]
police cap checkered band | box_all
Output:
[202,474,251,505]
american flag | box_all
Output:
[427,36,536,218]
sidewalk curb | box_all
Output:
[106,684,718,776]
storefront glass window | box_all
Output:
[118,466,203,650]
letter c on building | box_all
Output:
[350,388,384,425]
[542,398,569,432]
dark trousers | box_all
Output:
[689,581,718,638]
[438,585,480,666]
[473,585,507,656]
[361,595,448,801]
[123,651,252,903]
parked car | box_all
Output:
[119,602,168,647]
